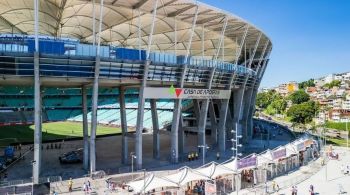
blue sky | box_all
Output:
[201,0,350,88]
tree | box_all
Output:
[270,99,287,114]
[323,80,341,89]
[288,90,310,104]
[256,90,281,109]
[286,101,319,125]
[299,79,315,89]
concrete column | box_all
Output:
[33,52,41,184]
[171,99,181,163]
[150,99,160,159]
[232,87,244,141]
[119,87,128,164]
[209,101,217,146]
[178,114,184,156]
[242,87,253,141]
[193,99,201,122]
[226,104,234,140]
[197,68,215,158]
[82,86,89,170]
[247,86,258,139]
[217,99,229,153]
[90,55,100,173]
[135,60,151,169]
[197,99,209,149]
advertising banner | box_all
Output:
[205,181,217,194]
[143,86,231,99]
[238,156,257,169]
[272,148,286,160]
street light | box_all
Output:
[232,123,243,195]
[130,152,137,179]
[198,145,210,165]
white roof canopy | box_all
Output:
[127,173,178,193]
[0,0,272,62]
[221,158,238,171]
[196,162,236,179]
[165,166,210,186]
[257,150,273,166]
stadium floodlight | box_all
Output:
[237,135,243,138]
[237,144,242,147]
[238,153,243,156]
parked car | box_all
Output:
[59,148,83,164]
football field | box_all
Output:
[0,122,121,146]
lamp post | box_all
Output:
[130,152,136,179]
[231,122,243,195]
[197,145,209,165]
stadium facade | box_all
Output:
[0,0,272,183]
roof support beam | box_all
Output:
[247,32,262,68]
[146,0,159,59]
[234,25,249,64]
[0,15,26,34]
[133,0,149,9]
[197,14,225,25]
[184,5,199,63]
[167,4,196,17]
[55,0,68,37]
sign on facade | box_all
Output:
[143,86,231,99]
[238,156,257,169]
[272,148,286,160]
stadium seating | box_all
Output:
[0,85,193,129]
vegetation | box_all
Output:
[288,90,310,104]
[298,79,315,89]
[325,121,349,131]
[286,100,319,124]
[323,80,341,89]
[256,90,281,109]
[0,122,121,145]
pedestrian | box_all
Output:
[88,180,91,191]
[188,153,191,162]
[309,184,314,195]
[195,152,198,160]
[341,164,345,175]
[291,185,297,195]
[68,178,73,192]
[272,180,276,192]
[83,182,87,193]
[216,152,220,160]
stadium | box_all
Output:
[0,0,274,189]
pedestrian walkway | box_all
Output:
[231,147,350,195]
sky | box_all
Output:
[201,0,350,88]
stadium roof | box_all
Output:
[0,0,272,61]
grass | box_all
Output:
[325,122,350,132]
[326,138,349,147]
[0,121,121,145]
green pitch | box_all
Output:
[0,122,121,145]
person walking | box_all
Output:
[309,184,314,195]
[68,178,73,192]
[216,152,220,160]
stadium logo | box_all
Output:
[169,85,182,98]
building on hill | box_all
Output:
[275,81,299,96]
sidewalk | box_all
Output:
[231,147,350,195]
